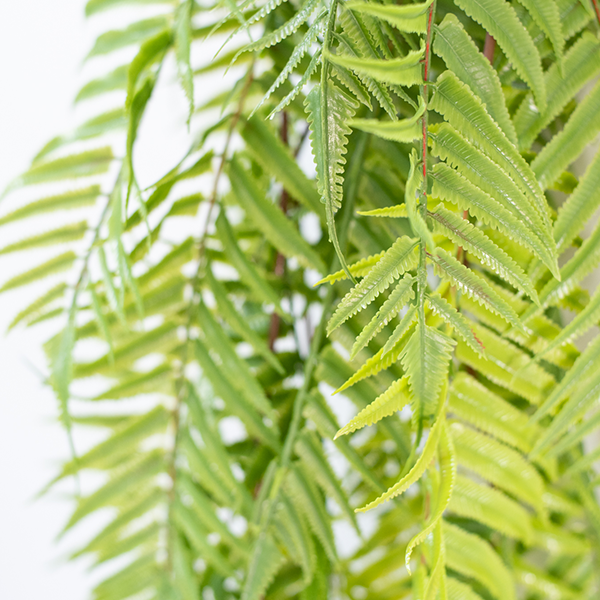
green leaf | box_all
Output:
[433,13,517,144]
[63,450,164,531]
[306,80,358,279]
[0,251,77,294]
[533,369,600,457]
[532,334,600,424]
[381,304,417,357]
[449,475,533,543]
[453,0,545,111]
[75,65,129,103]
[215,212,286,318]
[0,222,87,256]
[8,282,67,330]
[197,300,275,418]
[449,372,537,453]
[4,147,113,194]
[59,406,169,482]
[227,155,325,271]
[401,322,455,426]
[513,32,600,149]
[326,47,424,87]
[426,293,484,356]
[88,16,169,57]
[444,520,516,600]
[450,423,544,513]
[235,0,319,57]
[455,323,554,405]
[240,116,323,216]
[328,236,419,333]
[195,338,280,451]
[430,75,554,244]
[351,274,415,358]
[317,250,384,285]
[0,186,99,227]
[173,502,236,577]
[335,376,410,438]
[516,0,564,67]
[205,268,283,373]
[431,248,525,333]
[296,430,359,530]
[254,13,326,115]
[357,396,446,512]
[348,98,424,144]
[429,205,538,302]
[285,464,337,561]
[553,145,600,254]
[430,161,557,275]
[346,0,433,33]
[405,420,456,569]
[175,0,194,121]
[532,78,600,191]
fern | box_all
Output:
[4,0,600,598]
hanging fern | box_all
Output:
[4,0,600,598]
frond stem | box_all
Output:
[416,0,436,443]
[166,65,255,574]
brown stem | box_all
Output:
[483,33,496,63]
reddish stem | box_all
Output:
[593,0,600,26]
[483,33,496,63]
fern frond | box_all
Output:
[450,423,545,513]
[513,32,600,149]
[357,395,446,512]
[306,79,358,277]
[351,274,415,358]
[444,520,516,600]
[348,98,424,144]
[433,14,517,144]
[431,248,525,333]
[532,78,600,191]
[517,0,564,67]
[401,323,455,426]
[0,252,77,294]
[254,12,325,115]
[335,376,410,438]
[318,251,385,285]
[327,236,419,333]
[430,73,553,242]
[426,293,484,356]
[454,0,545,111]
[449,475,533,543]
[326,47,424,87]
[345,0,433,33]
[235,0,319,57]
[430,161,557,274]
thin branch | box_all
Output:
[166,65,255,571]
[483,33,496,63]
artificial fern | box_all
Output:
[4,0,600,598]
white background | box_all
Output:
[0,0,200,596]
[0,2,91,599]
